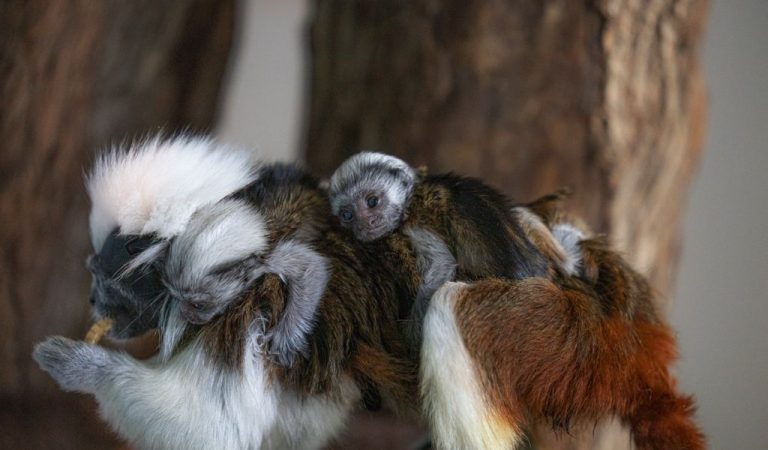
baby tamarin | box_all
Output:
[328,152,582,343]
[165,163,333,367]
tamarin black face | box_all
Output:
[86,231,166,339]
[329,152,417,242]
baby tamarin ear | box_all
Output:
[328,152,418,242]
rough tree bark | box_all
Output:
[0,1,236,448]
[305,0,708,449]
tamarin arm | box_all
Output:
[403,227,456,349]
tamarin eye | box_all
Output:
[190,301,207,311]
[340,209,354,222]
[366,195,379,208]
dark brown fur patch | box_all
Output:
[405,174,552,282]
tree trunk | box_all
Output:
[0,1,236,448]
[305,0,708,448]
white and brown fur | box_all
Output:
[418,204,705,450]
[331,154,702,449]
[84,135,258,339]
[35,157,423,449]
[164,163,334,367]
[35,144,701,449]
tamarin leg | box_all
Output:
[420,282,525,450]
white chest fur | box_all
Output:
[94,337,360,450]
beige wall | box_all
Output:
[218,0,306,161]
[219,1,768,447]
[670,1,768,448]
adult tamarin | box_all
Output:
[34,147,422,449]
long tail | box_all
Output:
[627,387,705,450]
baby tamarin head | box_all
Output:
[164,199,269,325]
[164,186,331,367]
[329,152,418,242]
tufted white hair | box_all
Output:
[87,135,258,251]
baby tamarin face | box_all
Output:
[329,152,417,242]
[164,199,269,325]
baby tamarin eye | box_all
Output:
[189,301,207,312]
[366,195,379,208]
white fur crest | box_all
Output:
[87,135,257,251]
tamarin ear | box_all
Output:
[524,187,572,224]
[263,240,330,367]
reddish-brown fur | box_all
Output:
[453,239,705,449]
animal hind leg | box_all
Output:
[420,281,525,450]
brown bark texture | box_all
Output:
[0,0,236,448]
[305,0,709,449]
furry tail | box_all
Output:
[627,388,706,450]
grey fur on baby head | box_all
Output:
[163,198,330,368]
[328,152,418,241]
[165,199,269,324]
[329,152,417,214]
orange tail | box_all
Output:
[627,388,706,450]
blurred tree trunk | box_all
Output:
[305,0,708,449]
[0,1,236,448]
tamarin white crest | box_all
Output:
[84,135,257,339]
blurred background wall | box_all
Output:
[219,1,768,449]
